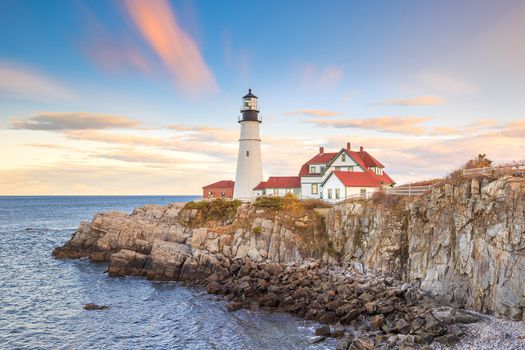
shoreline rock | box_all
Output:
[53,175,525,349]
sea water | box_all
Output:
[0,196,335,350]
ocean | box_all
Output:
[0,196,335,350]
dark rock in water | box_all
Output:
[315,325,331,336]
[84,303,108,310]
[207,281,222,294]
[349,336,374,350]
[319,311,338,324]
[226,301,243,312]
[308,336,326,344]
[330,328,345,338]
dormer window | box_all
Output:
[310,166,316,173]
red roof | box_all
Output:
[331,171,383,187]
[356,151,384,168]
[327,169,395,187]
[253,176,301,190]
[203,180,234,189]
[375,171,395,185]
[298,152,338,176]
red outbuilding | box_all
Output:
[202,180,235,199]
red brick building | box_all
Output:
[202,180,235,199]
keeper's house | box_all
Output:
[253,143,395,202]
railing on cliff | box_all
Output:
[462,162,525,176]
[385,184,437,196]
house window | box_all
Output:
[328,189,333,199]
[286,188,292,194]
[262,189,266,195]
[273,188,278,196]
[246,150,250,157]
[335,166,341,171]
[348,166,354,172]
[360,189,367,198]
[310,166,316,173]
[335,188,340,199]
[320,166,326,173]
[311,183,318,194]
[221,191,225,198]
[342,154,346,162]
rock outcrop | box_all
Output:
[326,175,525,321]
[53,175,525,348]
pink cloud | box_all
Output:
[124,0,218,96]
[284,109,342,117]
[375,95,447,106]
[305,116,432,136]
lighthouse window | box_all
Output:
[246,151,250,157]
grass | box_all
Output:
[183,198,241,225]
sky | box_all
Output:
[1,0,525,195]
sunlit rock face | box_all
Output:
[326,175,525,321]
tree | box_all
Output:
[463,154,493,169]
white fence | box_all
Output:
[385,184,436,196]
[462,162,525,176]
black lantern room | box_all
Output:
[239,89,261,123]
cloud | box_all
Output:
[123,0,218,96]
[0,60,73,102]
[167,124,238,143]
[64,128,237,159]
[374,95,447,106]
[11,112,140,130]
[305,116,433,136]
[95,148,189,165]
[84,35,154,75]
[418,72,476,94]
[284,109,342,117]
[23,143,74,150]
[300,64,344,89]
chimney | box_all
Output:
[360,146,364,152]
[346,142,351,151]
[319,146,324,154]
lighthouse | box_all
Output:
[233,89,263,199]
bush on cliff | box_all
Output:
[183,199,241,225]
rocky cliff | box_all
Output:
[53,175,525,348]
[326,175,525,321]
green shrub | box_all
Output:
[254,196,284,209]
[183,199,241,223]
[252,226,262,234]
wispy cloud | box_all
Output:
[284,109,342,117]
[305,116,432,136]
[418,71,476,94]
[167,124,237,143]
[123,0,218,96]
[11,112,140,130]
[95,147,189,165]
[300,64,344,89]
[0,60,73,102]
[374,95,446,106]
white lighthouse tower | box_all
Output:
[233,89,263,199]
